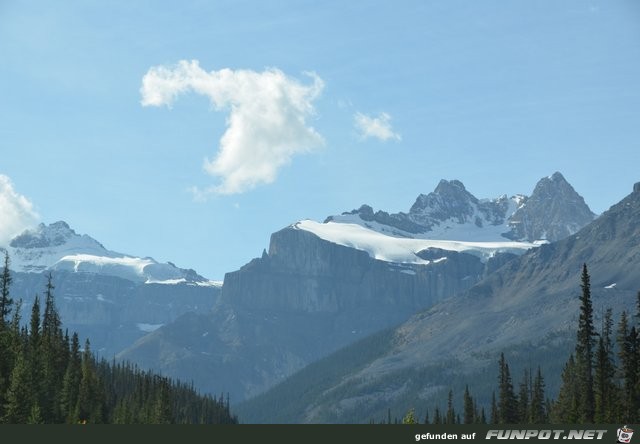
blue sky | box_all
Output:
[1,0,639,280]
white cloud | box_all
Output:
[0,175,39,246]
[141,60,325,195]
[354,112,401,142]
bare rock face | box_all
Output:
[121,226,510,402]
[330,172,594,243]
[505,172,595,242]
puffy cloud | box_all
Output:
[141,60,325,195]
[354,112,401,142]
[0,174,39,246]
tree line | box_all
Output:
[399,264,640,424]
[0,252,238,424]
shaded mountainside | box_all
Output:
[118,172,596,404]
[1,221,220,357]
[119,226,508,401]
[237,183,640,423]
[10,271,220,357]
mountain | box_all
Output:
[119,173,595,402]
[2,221,220,356]
[237,181,640,423]
[327,171,594,243]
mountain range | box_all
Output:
[1,171,610,419]
[1,221,221,356]
[117,172,597,402]
[237,180,640,423]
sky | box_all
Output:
[1,0,639,280]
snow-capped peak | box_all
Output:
[325,173,594,244]
[4,221,210,284]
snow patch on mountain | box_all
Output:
[4,221,210,284]
[294,220,537,264]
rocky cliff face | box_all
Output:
[238,182,639,424]
[119,173,595,402]
[10,271,220,356]
[120,224,512,401]
[505,172,596,241]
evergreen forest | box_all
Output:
[0,253,237,424]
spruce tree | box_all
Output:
[553,354,579,422]
[530,367,546,423]
[594,308,618,422]
[3,351,32,423]
[60,332,82,422]
[617,311,638,420]
[517,369,530,423]
[40,274,66,422]
[402,408,417,424]
[497,353,517,423]
[445,389,455,424]
[0,251,12,327]
[433,406,442,424]
[463,385,474,424]
[575,264,596,422]
[490,392,498,424]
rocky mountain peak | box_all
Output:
[10,221,79,249]
[505,172,595,242]
[409,179,479,224]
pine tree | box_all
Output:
[617,311,639,420]
[530,367,546,423]
[39,274,67,422]
[3,351,32,423]
[497,353,518,423]
[445,389,455,424]
[517,369,530,423]
[402,408,417,424]
[60,332,82,422]
[433,406,442,424]
[490,392,498,424]
[575,263,596,422]
[552,354,580,422]
[594,308,618,422]
[463,385,474,424]
[0,251,13,327]
[77,339,104,423]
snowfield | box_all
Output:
[294,220,538,264]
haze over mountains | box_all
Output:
[237,180,640,423]
[2,171,619,422]
[117,172,596,402]
[1,221,221,356]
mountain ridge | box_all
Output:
[237,181,640,423]
[118,172,597,403]
[327,172,594,243]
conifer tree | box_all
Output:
[60,332,82,422]
[575,264,596,422]
[497,353,518,423]
[445,389,455,424]
[490,392,498,424]
[594,308,618,422]
[3,352,32,423]
[617,311,639,420]
[463,385,474,424]
[552,354,579,422]
[402,408,417,424]
[530,367,546,423]
[433,406,442,424]
[0,251,12,327]
[517,369,530,423]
